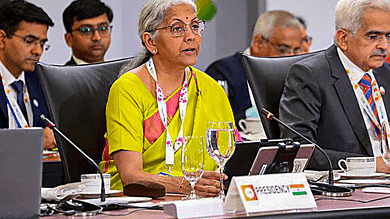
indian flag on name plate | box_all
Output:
[289,184,307,196]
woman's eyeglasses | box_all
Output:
[152,20,205,37]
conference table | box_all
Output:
[42,187,390,219]
[40,149,390,218]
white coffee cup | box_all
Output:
[238,118,262,134]
[81,174,111,193]
[338,157,376,175]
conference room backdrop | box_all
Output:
[29,0,340,71]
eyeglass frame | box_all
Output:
[9,33,50,51]
[344,29,390,45]
[71,25,113,38]
[303,35,313,43]
[261,35,303,56]
[148,20,206,37]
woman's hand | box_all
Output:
[181,171,228,197]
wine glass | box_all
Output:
[181,136,205,200]
[206,122,236,199]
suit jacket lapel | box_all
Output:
[0,80,8,123]
[25,71,44,127]
[327,46,373,155]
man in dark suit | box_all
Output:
[0,0,56,150]
[63,0,113,65]
[279,0,390,172]
[206,10,305,127]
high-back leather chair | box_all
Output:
[241,51,324,139]
[36,57,133,183]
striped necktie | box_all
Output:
[359,73,380,138]
[11,80,28,121]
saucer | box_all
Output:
[239,132,267,141]
[339,172,386,179]
[79,190,121,198]
[338,179,390,185]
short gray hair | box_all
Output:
[335,0,390,44]
[252,10,302,42]
[121,0,196,74]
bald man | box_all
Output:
[206,10,304,129]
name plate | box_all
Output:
[224,173,316,214]
[164,198,223,219]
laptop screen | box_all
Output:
[0,128,43,218]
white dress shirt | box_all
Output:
[0,61,33,128]
[72,55,88,65]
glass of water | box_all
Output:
[181,136,205,200]
[206,122,236,199]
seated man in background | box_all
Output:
[63,0,113,65]
[0,0,56,149]
[279,0,390,172]
[205,10,304,130]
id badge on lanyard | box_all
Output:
[0,72,29,128]
[146,58,189,176]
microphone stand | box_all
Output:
[260,108,334,185]
[260,109,355,196]
[40,115,106,202]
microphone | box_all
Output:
[260,108,334,184]
[40,114,106,202]
[260,109,355,197]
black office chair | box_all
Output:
[241,51,324,139]
[36,57,133,183]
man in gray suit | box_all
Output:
[279,0,390,172]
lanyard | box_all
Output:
[347,71,385,135]
[146,58,189,174]
[0,72,29,128]
[346,70,390,157]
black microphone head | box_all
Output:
[40,114,55,128]
[40,114,48,126]
[260,108,274,120]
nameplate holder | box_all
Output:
[163,198,223,219]
[224,173,317,214]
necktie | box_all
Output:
[11,80,28,121]
[359,73,380,138]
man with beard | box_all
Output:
[63,0,113,65]
[279,0,390,172]
[0,0,56,149]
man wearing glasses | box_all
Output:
[280,0,390,172]
[0,0,56,149]
[63,0,113,65]
[206,10,304,131]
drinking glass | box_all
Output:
[181,136,205,200]
[206,122,236,199]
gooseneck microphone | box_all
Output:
[40,115,106,202]
[260,108,334,185]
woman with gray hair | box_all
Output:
[99,0,238,197]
